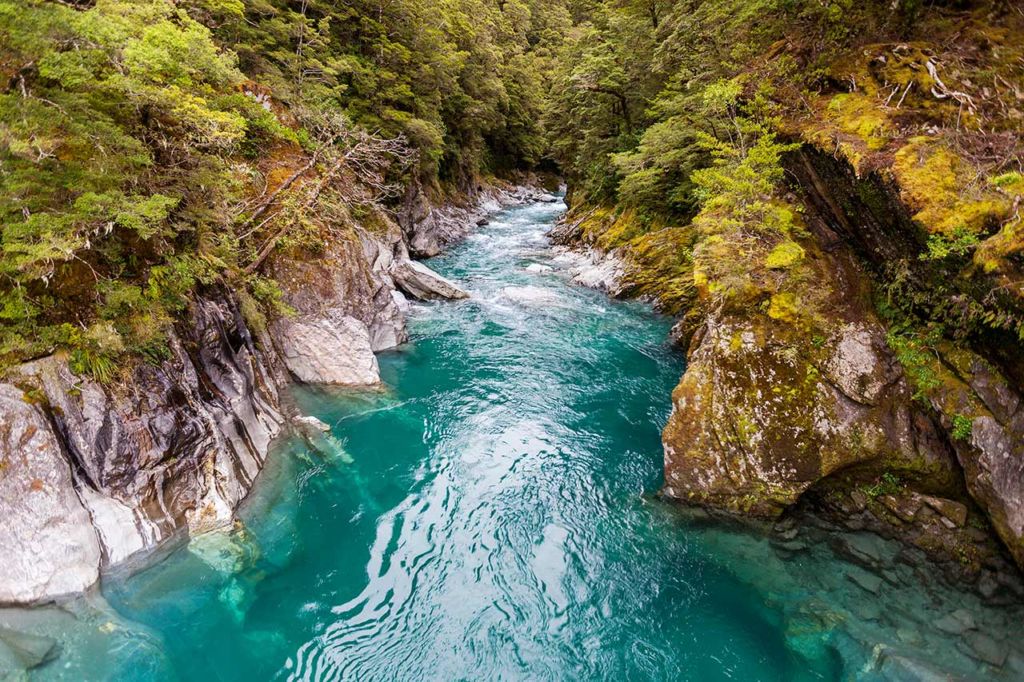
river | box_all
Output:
[20,198,1024,680]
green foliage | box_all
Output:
[228,0,565,186]
[885,325,943,402]
[951,414,973,441]
[924,227,981,261]
[862,472,902,499]
[0,0,274,369]
[2,0,562,373]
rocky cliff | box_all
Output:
[553,141,1024,593]
[0,290,286,604]
[0,184,540,605]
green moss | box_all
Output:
[594,208,651,251]
[826,93,890,151]
[767,292,801,323]
[620,226,698,315]
[992,172,1024,193]
[765,240,805,269]
[893,137,1011,235]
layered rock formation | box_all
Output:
[391,259,470,301]
[0,185,534,605]
[0,291,285,603]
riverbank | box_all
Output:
[2,198,1023,679]
[0,180,554,611]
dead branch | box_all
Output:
[926,59,976,114]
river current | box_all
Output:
[12,199,1024,680]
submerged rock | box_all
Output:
[846,568,883,594]
[292,415,331,433]
[0,626,58,670]
[959,630,1008,667]
[497,285,563,306]
[874,650,962,682]
[391,259,469,301]
[935,609,977,635]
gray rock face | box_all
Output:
[267,222,408,352]
[0,291,286,604]
[391,259,469,301]
[272,314,380,386]
[0,385,102,604]
[927,353,1024,569]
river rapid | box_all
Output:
[10,198,1024,680]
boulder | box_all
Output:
[0,384,102,603]
[273,314,380,386]
[662,313,957,516]
[551,247,623,293]
[268,224,408,352]
[570,253,623,292]
[391,259,469,301]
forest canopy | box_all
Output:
[1,0,1022,376]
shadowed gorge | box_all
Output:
[17,201,1024,680]
[2,0,1024,679]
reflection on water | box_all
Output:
[7,199,1023,680]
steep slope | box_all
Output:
[546,0,1024,583]
[0,0,558,603]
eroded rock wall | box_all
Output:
[662,272,958,517]
[655,147,1024,573]
[0,290,285,604]
[0,182,543,604]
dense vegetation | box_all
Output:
[0,0,567,374]
[545,0,1024,393]
[1,0,1022,387]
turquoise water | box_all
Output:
[15,200,1024,680]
